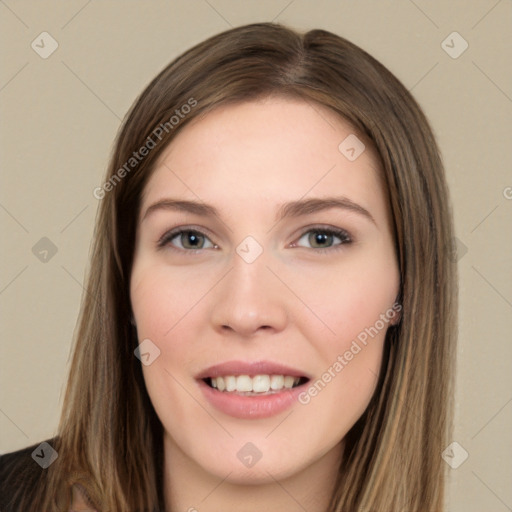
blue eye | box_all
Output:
[158,229,216,251]
[295,227,352,251]
[157,226,352,253]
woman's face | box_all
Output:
[130,97,400,483]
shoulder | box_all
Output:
[0,437,58,511]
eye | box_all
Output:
[158,228,217,251]
[294,227,352,251]
[157,226,351,253]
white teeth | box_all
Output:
[209,375,302,394]
[252,375,270,393]
[225,375,236,392]
[284,376,295,389]
[236,375,253,392]
[216,376,226,391]
[270,375,284,390]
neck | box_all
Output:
[163,434,343,512]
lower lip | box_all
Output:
[198,379,306,419]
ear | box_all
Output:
[70,484,97,511]
[389,302,402,326]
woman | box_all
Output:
[0,22,457,512]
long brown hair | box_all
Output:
[20,22,457,511]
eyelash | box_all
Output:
[157,225,353,254]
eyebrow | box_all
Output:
[141,196,376,225]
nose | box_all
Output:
[209,250,289,338]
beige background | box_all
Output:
[1,1,511,510]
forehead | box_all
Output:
[140,98,387,223]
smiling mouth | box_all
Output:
[203,375,309,395]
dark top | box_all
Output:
[1,436,167,511]
[0,438,57,511]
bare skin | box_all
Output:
[129,98,400,511]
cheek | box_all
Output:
[289,248,398,418]
[295,297,391,446]
[290,251,399,350]
[130,264,214,393]
[131,263,206,340]
[131,268,203,424]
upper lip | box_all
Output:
[196,360,311,380]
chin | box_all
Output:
[201,456,305,485]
